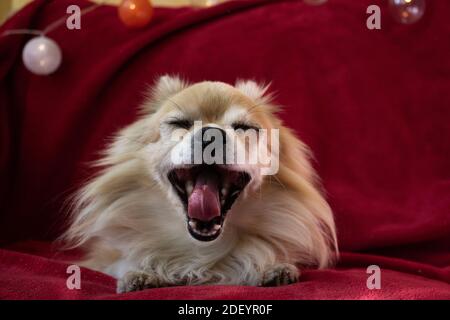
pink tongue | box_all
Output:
[188,171,221,222]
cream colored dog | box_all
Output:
[62,75,338,293]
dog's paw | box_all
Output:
[117,271,164,293]
[260,263,300,287]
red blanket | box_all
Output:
[0,0,449,299]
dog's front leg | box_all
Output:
[117,270,170,293]
[260,263,300,287]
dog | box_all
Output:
[62,75,338,293]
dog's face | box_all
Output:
[141,78,279,242]
[65,76,337,276]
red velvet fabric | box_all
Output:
[0,0,449,299]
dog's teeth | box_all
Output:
[186,181,193,195]
[221,181,230,195]
[175,184,185,194]
[230,190,240,197]
[189,221,197,228]
[221,187,228,197]
[190,222,220,237]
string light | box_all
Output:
[1,0,427,76]
[0,1,154,76]
[118,0,154,28]
[1,3,101,75]
[21,36,62,75]
[389,0,426,24]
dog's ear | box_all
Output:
[154,74,188,100]
[143,75,189,113]
[235,79,271,102]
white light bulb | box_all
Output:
[389,0,426,24]
[22,36,62,75]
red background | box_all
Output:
[0,0,449,299]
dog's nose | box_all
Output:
[191,126,228,164]
[201,126,227,150]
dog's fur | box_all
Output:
[61,76,338,293]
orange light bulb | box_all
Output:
[118,0,153,28]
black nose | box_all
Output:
[191,126,228,164]
[201,126,227,149]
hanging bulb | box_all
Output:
[118,0,154,28]
[389,0,426,24]
[22,36,62,75]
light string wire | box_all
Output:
[1,1,104,38]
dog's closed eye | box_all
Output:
[167,118,193,130]
[231,122,260,132]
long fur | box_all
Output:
[61,76,338,288]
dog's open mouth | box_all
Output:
[168,165,251,242]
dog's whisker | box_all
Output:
[272,175,287,190]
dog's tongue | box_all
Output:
[188,171,220,222]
